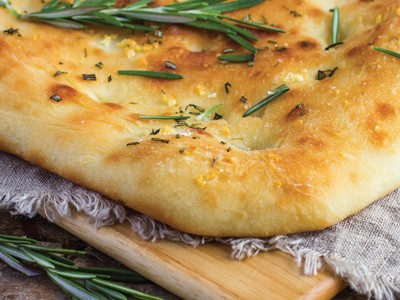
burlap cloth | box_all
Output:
[1,151,399,299]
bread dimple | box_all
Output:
[1,0,400,237]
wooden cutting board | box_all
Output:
[51,211,346,299]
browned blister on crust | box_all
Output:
[1,0,400,237]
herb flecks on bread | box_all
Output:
[1,0,400,237]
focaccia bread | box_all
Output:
[1,0,400,237]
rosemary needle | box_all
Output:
[196,104,223,121]
[204,0,265,13]
[374,47,400,59]
[243,84,290,117]
[118,70,184,80]
[331,7,340,45]
[139,115,190,120]
[218,53,255,63]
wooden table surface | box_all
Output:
[0,209,364,300]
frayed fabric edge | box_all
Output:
[324,254,400,300]
[227,235,400,300]
[0,190,399,299]
[0,190,127,228]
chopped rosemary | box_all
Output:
[240,96,248,103]
[290,10,302,17]
[224,82,232,94]
[243,84,290,117]
[214,113,223,120]
[325,41,343,51]
[3,27,20,36]
[331,7,340,45]
[1,0,285,54]
[316,67,338,80]
[185,104,205,113]
[196,104,223,121]
[50,94,62,102]
[174,121,206,130]
[118,70,183,80]
[151,137,170,144]
[126,141,140,146]
[212,156,218,167]
[82,73,96,81]
[95,61,104,69]
[374,47,400,59]
[150,128,161,135]
[54,70,68,77]
[275,46,287,52]
[108,75,112,82]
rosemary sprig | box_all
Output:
[243,84,290,117]
[374,47,400,59]
[0,234,161,300]
[0,0,285,53]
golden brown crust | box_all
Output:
[1,0,400,236]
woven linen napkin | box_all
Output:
[0,150,399,299]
